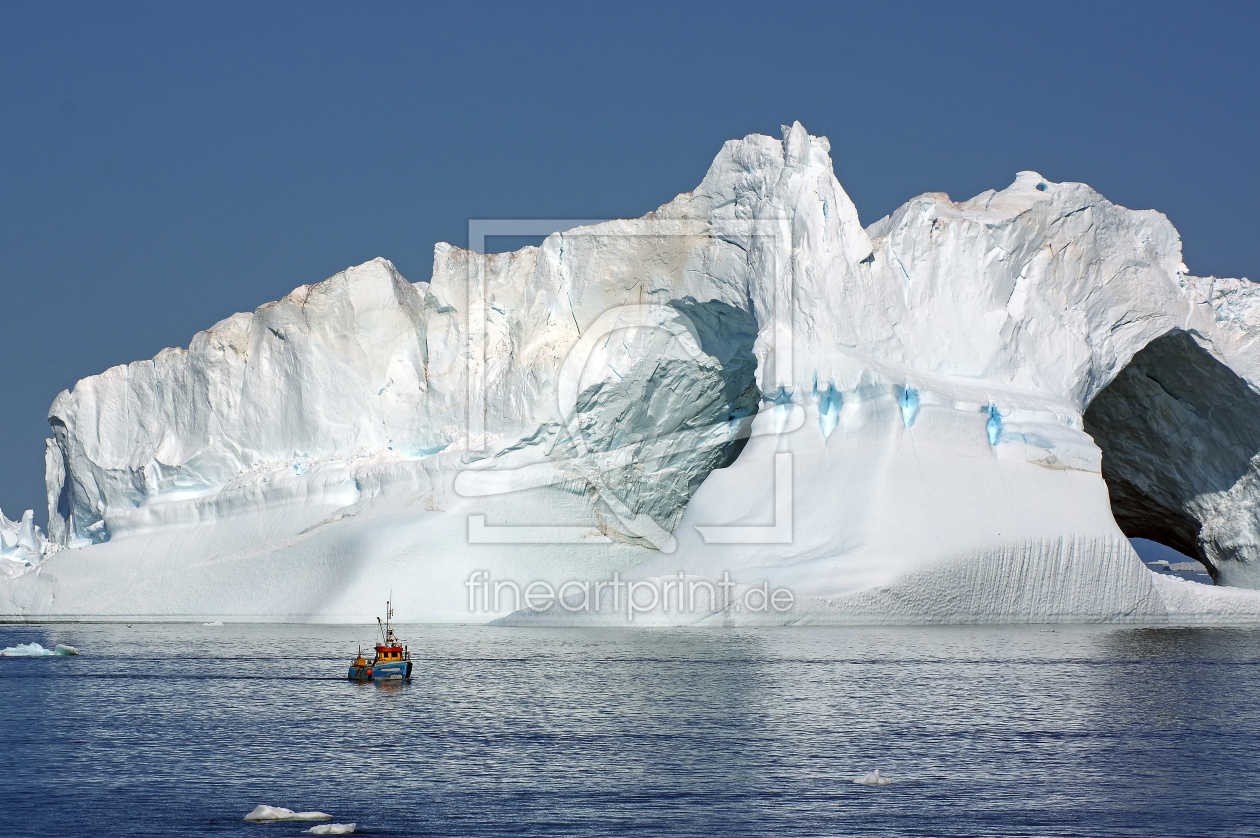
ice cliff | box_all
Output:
[6,122,1260,623]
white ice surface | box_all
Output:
[0,642,77,656]
[243,806,332,822]
[1,642,53,657]
[6,122,1260,624]
[0,508,51,580]
[854,770,893,786]
[305,825,356,835]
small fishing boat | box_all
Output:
[347,600,412,682]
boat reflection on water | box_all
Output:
[373,679,408,695]
[346,600,412,682]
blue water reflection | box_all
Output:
[2,623,1259,837]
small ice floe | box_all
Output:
[1,642,79,657]
[854,769,894,786]
[203,621,224,626]
[306,824,356,835]
[1,642,52,657]
[243,805,333,822]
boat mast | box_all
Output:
[377,597,397,645]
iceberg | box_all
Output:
[4,122,1260,624]
[1,642,51,657]
[305,825,356,835]
[243,806,332,822]
[854,769,893,786]
[0,642,78,657]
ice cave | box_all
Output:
[1085,329,1260,588]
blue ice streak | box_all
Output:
[898,386,920,427]
[986,404,1001,446]
[818,381,842,438]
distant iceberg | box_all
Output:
[243,806,332,822]
[854,769,894,786]
[4,122,1260,625]
[1,642,78,657]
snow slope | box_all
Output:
[5,122,1260,624]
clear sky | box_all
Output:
[1,1,1256,521]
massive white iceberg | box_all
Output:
[5,122,1260,624]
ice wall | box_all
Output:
[6,122,1260,623]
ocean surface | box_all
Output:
[2,623,1259,838]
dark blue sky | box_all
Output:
[1,1,1256,521]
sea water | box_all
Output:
[1,623,1259,837]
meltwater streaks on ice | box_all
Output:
[813,374,842,439]
[986,404,1002,446]
[765,385,796,435]
[897,386,920,427]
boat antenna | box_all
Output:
[378,593,396,644]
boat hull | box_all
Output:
[346,660,411,681]
[373,660,412,681]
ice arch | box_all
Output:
[1084,329,1260,588]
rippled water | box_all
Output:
[3,623,1259,837]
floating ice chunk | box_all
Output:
[1,642,54,656]
[854,769,893,786]
[244,805,333,822]
[306,824,356,835]
[203,621,224,626]
[0,642,74,656]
